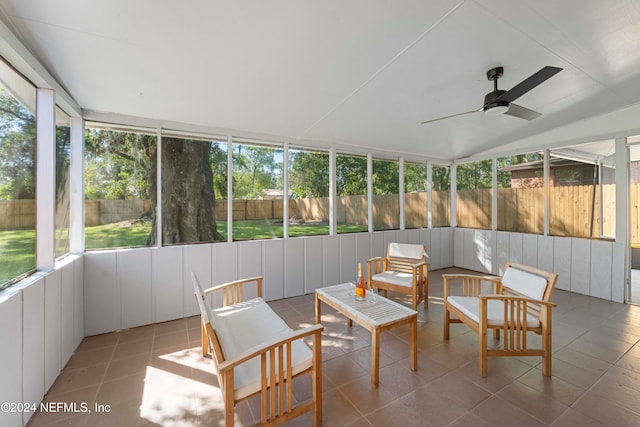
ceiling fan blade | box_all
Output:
[496,66,562,104]
[421,108,481,124]
[504,103,541,120]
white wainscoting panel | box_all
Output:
[304,237,324,294]
[537,235,554,274]
[119,249,152,329]
[509,233,524,265]
[612,243,626,303]
[84,252,119,336]
[152,246,183,323]
[454,228,464,267]
[212,243,238,307]
[553,237,572,291]
[0,291,22,427]
[355,233,371,270]
[60,263,75,367]
[323,235,340,287]
[590,240,612,300]
[441,227,454,269]
[238,241,263,280]
[340,234,356,283]
[571,238,591,295]
[371,232,385,259]
[428,228,444,270]
[523,234,538,268]
[44,271,62,391]
[282,237,306,299]
[405,229,420,244]
[265,239,286,299]
[497,231,510,275]
[396,229,410,243]
[382,230,398,252]
[184,245,212,311]
[73,258,84,349]
[21,278,44,417]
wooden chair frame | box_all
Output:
[193,274,323,426]
[367,243,429,310]
[443,262,558,377]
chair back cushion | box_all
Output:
[502,266,548,300]
[388,243,426,260]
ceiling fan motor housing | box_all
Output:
[484,89,509,114]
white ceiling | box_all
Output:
[2,0,640,161]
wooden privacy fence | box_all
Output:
[1,185,630,239]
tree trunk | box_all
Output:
[147,137,224,245]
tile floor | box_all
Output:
[26,268,640,426]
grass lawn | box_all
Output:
[1,219,369,285]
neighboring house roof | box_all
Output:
[499,158,586,172]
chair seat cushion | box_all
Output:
[372,271,414,288]
[447,296,540,328]
[211,297,313,400]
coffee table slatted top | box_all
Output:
[315,283,417,327]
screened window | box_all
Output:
[232,140,284,240]
[336,153,368,233]
[456,160,492,229]
[372,158,399,231]
[404,162,427,229]
[550,141,615,238]
[0,61,37,288]
[497,152,543,234]
[84,123,156,249]
[161,131,228,245]
[55,107,71,257]
[288,147,329,237]
[432,165,451,227]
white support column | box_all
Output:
[227,136,233,242]
[329,148,337,235]
[36,88,55,270]
[426,161,433,229]
[544,149,550,236]
[615,137,629,301]
[367,153,373,233]
[399,157,405,230]
[492,158,498,231]
[598,160,604,237]
[283,143,289,238]
[69,116,84,254]
[155,128,162,248]
[450,164,457,227]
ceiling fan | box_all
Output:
[421,66,563,124]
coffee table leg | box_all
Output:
[371,328,380,387]
[410,316,417,371]
[315,295,321,324]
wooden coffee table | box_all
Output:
[315,283,418,387]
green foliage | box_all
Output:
[433,166,450,191]
[456,160,493,190]
[404,163,427,193]
[0,86,36,199]
[289,150,329,198]
[211,142,228,199]
[336,154,367,196]
[84,128,154,199]
[372,159,399,195]
[232,144,283,199]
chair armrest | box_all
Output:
[204,276,264,305]
[479,294,556,308]
[217,324,324,372]
[367,257,384,278]
[443,274,501,299]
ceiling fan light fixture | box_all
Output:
[484,101,509,115]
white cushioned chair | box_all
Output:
[367,243,429,310]
[443,262,558,377]
[191,272,323,426]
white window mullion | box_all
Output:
[36,88,56,270]
[427,161,433,229]
[227,136,233,242]
[367,153,373,233]
[69,116,84,254]
[399,157,405,230]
